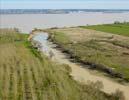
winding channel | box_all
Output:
[33,32,129,100]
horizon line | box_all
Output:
[1,8,129,10]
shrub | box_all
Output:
[112,89,125,100]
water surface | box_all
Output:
[33,32,50,56]
[0,12,129,33]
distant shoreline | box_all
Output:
[1,9,129,14]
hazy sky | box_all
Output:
[1,0,129,9]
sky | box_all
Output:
[0,0,129,9]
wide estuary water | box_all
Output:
[0,12,129,33]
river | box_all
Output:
[1,12,129,33]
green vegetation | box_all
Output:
[80,22,129,37]
[0,29,121,100]
[49,29,129,82]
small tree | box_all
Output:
[14,28,19,33]
[114,21,120,24]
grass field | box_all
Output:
[80,22,129,37]
[47,27,129,82]
[0,28,121,100]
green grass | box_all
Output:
[50,31,129,82]
[0,29,121,100]
[80,22,129,37]
[51,32,72,48]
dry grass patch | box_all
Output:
[47,27,129,82]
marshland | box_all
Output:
[1,28,124,100]
[0,10,129,100]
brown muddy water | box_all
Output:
[0,12,129,33]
